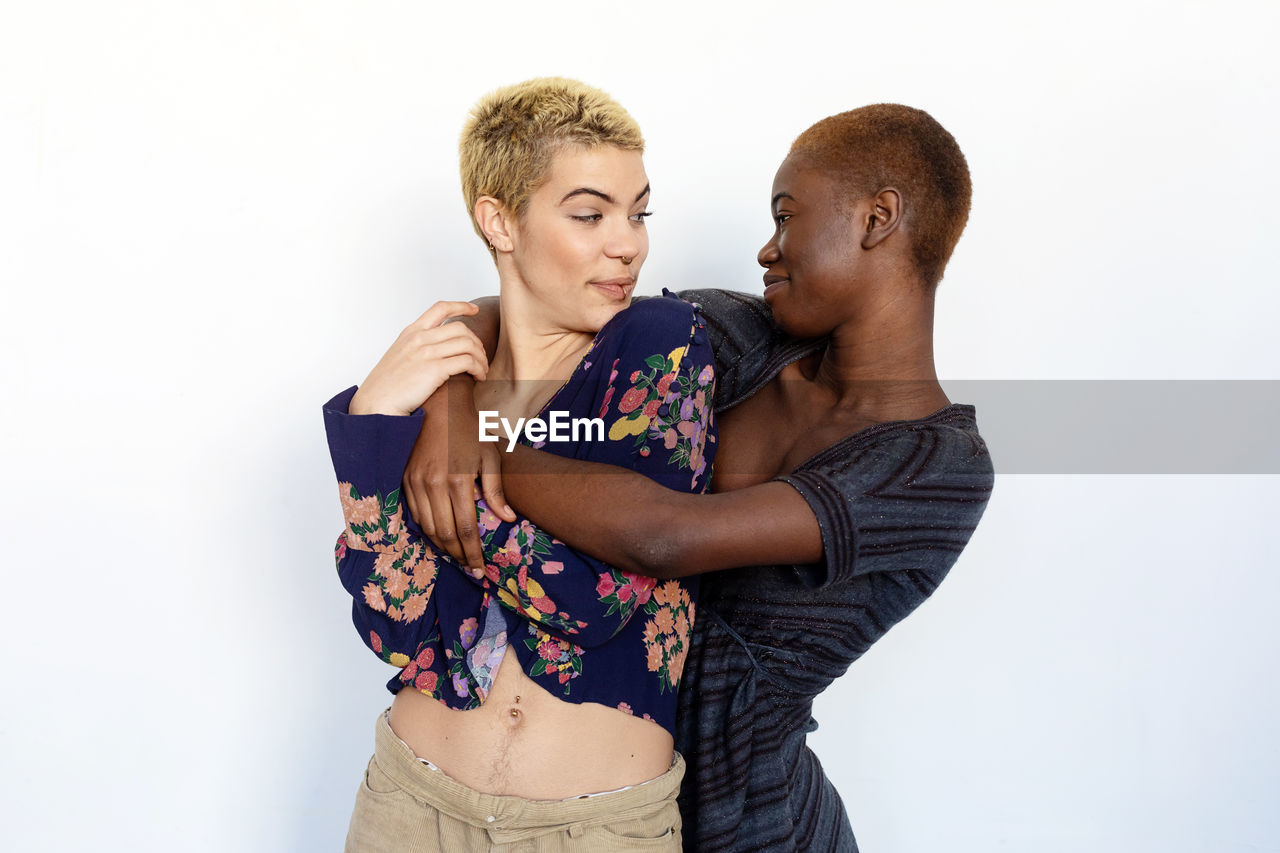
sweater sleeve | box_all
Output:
[675,288,822,412]
[321,388,636,655]
[774,422,994,589]
[323,387,442,667]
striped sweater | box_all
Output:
[673,289,995,852]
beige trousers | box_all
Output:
[344,711,684,852]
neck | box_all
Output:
[811,281,945,413]
[478,278,596,420]
[489,288,594,384]
[488,326,592,390]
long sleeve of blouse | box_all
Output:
[322,293,717,730]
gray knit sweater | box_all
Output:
[672,288,995,853]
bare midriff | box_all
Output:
[388,644,673,799]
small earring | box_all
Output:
[621,256,633,265]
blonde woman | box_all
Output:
[323,78,716,850]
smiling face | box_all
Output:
[758,154,870,339]
[502,144,651,334]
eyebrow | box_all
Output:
[560,184,651,206]
[771,191,795,212]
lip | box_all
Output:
[762,274,789,300]
[589,277,636,300]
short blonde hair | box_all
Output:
[459,78,644,247]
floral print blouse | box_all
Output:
[322,293,717,737]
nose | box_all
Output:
[758,235,780,268]
[606,217,644,266]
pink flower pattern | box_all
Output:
[337,484,438,625]
[332,296,715,729]
[601,332,717,490]
[640,580,696,693]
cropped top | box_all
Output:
[322,293,717,737]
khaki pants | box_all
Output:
[344,711,683,851]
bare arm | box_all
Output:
[501,445,823,578]
[426,294,822,577]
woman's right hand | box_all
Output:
[349,302,488,416]
[404,376,516,570]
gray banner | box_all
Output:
[454,380,1280,475]
[942,380,1280,474]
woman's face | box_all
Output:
[758,154,866,339]
[506,144,651,334]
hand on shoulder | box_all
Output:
[350,302,489,416]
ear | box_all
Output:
[474,196,516,253]
[860,187,902,250]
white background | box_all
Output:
[2,1,1277,851]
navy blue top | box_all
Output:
[323,294,717,737]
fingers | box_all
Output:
[408,325,489,380]
[433,353,489,383]
[405,469,434,541]
[428,472,466,565]
[358,319,489,416]
[450,475,485,572]
[480,445,516,522]
[406,321,488,363]
[406,393,453,554]
[413,300,480,329]
[403,430,434,541]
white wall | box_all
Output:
[2,1,1277,850]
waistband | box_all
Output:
[371,710,684,842]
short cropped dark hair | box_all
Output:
[790,104,971,287]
